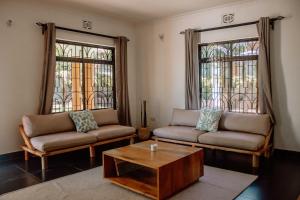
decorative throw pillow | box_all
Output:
[69,110,98,133]
[196,108,223,132]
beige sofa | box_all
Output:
[153,109,273,168]
[20,109,136,169]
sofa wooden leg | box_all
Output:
[130,137,134,144]
[89,145,95,158]
[41,157,48,170]
[252,154,259,168]
[264,148,271,158]
[24,151,29,161]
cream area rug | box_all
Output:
[0,166,256,200]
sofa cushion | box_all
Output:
[22,112,75,138]
[153,126,206,143]
[219,112,271,136]
[30,132,97,152]
[69,110,98,133]
[170,109,201,127]
[196,108,223,132]
[92,109,119,126]
[89,125,135,141]
[198,131,265,151]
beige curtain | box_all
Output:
[185,29,200,110]
[116,37,131,126]
[38,23,56,114]
[257,17,275,123]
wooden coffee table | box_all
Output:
[103,140,204,200]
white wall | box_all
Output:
[136,0,300,152]
[0,0,137,154]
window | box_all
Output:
[52,40,116,113]
[199,38,259,113]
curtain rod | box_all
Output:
[36,22,130,41]
[179,16,284,34]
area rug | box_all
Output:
[0,166,257,200]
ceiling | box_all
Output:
[44,0,244,23]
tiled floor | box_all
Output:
[0,141,299,200]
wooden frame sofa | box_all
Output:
[20,109,136,170]
[153,109,273,168]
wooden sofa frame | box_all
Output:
[19,125,136,170]
[152,127,273,168]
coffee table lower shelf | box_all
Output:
[108,176,157,199]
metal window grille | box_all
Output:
[52,40,116,113]
[199,38,259,113]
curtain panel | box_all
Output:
[115,37,131,126]
[38,23,56,114]
[257,17,275,123]
[185,29,200,110]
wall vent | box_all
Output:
[222,14,235,24]
[82,20,92,30]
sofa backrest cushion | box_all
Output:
[22,112,75,138]
[92,109,119,126]
[219,112,271,136]
[170,108,201,127]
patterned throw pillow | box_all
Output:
[196,108,223,132]
[69,110,98,133]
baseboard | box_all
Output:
[273,149,300,160]
[0,150,23,164]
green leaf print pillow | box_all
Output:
[69,110,98,133]
[196,108,223,132]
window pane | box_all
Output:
[85,63,114,109]
[52,61,83,113]
[52,41,115,113]
[200,38,259,113]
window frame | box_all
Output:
[53,39,116,113]
[198,37,259,113]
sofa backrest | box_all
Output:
[92,108,119,126]
[170,108,201,127]
[22,112,75,138]
[219,112,271,136]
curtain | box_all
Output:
[185,29,200,110]
[116,37,131,126]
[257,17,275,123]
[38,23,56,114]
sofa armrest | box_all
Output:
[19,125,34,150]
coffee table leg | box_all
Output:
[103,154,118,178]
